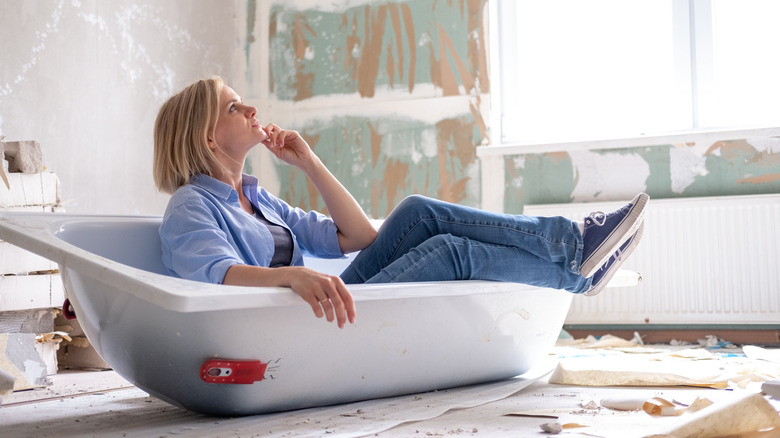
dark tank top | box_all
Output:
[254,210,293,267]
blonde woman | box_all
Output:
[154,77,648,329]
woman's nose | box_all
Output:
[244,104,257,118]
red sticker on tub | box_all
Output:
[200,359,268,384]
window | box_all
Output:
[495,0,780,146]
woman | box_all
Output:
[153,77,648,329]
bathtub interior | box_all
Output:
[55,218,170,275]
[54,217,354,277]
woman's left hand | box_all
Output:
[262,124,315,170]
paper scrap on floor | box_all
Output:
[550,334,780,389]
[506,336,780,437]
[526,392,780,438]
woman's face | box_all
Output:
[211,86,267,157]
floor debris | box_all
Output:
[550,335,780,390]
[2,335,779,437]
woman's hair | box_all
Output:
[153,76,224,194]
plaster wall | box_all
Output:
[0,0,246,214]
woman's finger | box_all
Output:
[320,296,337,324]
[274,126,286,149]
[335,280,356,324]
[318,277,352,329]
[263,123,279,148]
[326,279,352,328]
[306,294,325,319]
[291,269,354,328]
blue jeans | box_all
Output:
[340,195,591,294]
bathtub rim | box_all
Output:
[0,212,568,314]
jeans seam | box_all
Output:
[389,216,577,261]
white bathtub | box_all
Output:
[0,212,573,416]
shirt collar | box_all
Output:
[190,173,259,202]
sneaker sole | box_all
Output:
[580,193,649,278]
[584,222,645,296]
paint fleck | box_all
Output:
[746,137,780,154]
[383,159,409,213]
[246,0,257,63]
[737,174,780,184]
[356,5,387,98]
[669,146,708,194]
[292,12,316,101]
[568,150,650,202]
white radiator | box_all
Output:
[523,194,780,325]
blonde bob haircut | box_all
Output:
[153,77,224,194]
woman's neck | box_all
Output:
[213,154,245,187]
[213,146,246,182]
[211,149,252,213]
[215,170,253,214]
[215,168,244,194]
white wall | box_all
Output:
[0,0,248,214]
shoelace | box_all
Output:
[588,203,632,227]
[588,211,606,226]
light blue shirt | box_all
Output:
[159,173,344,284]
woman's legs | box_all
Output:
[359,233,590,292]
[340,195,588,292]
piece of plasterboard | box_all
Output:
[0,275,64,312]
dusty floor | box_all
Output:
[2,341,780,438]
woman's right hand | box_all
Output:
[286,267,356,329]
[223,264,357,329]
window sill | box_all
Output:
[476,126,780,157]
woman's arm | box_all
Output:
[223,264,356,329]
[262,124,377,253]
[301,155,377,253]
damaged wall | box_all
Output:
[501,138,780,213]
[249,0,780,218]
[2,1,776,217]
[245,0,489,217]
[250,0,779,218]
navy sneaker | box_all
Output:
[580,192,649,278]
[584,222,645,296]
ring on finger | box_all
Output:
[319,297,329,304]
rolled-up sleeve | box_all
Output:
[160,199,245,284]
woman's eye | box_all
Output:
[229,104,236,112]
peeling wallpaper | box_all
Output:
[276,114,481,218]
[266,0,489,101]
[503,138,780,213]
[250,0,489,217]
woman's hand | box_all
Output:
[286,267,356,329]
[261,123,315,171]
[223,264,356,329]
